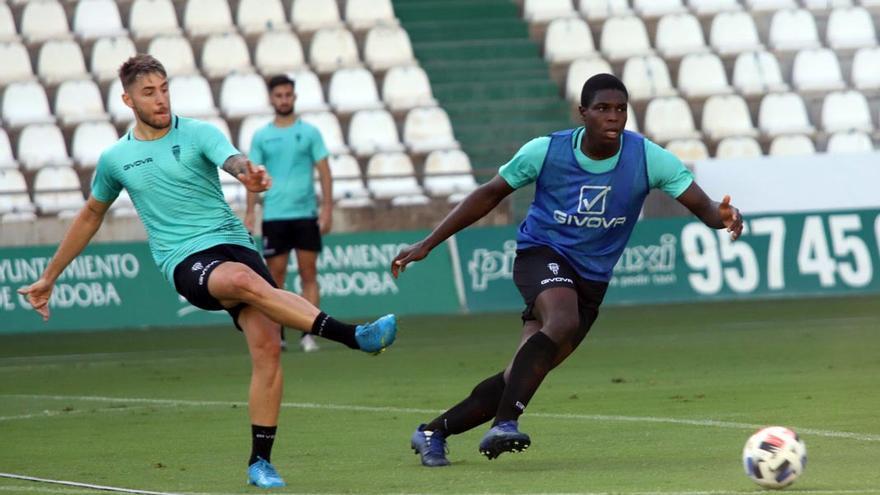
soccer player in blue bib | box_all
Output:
[394,74,743,467]
[17,55,397,488]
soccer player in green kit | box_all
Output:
[17,55,397,489]
[245,75,332,353]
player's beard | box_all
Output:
[135,106,171,130]
[274,105,294,117]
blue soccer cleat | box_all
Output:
[247,457,286,489]
[355,314,397,354]
[478,420,531,460]
[411,424,451,467]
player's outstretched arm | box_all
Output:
[392,175,514,278]
[17,196,111,321]
[223,154,272,193]
[675,182,744,240]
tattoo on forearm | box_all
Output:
[222,154,248,177]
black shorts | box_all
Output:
[262,218,322,257]
[173,243,277,331]
[512,245,609,329]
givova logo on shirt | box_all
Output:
[553,185,627,228]
[123,157,153,171]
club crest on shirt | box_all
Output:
[171,145,181,163]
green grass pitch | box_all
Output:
[1,296,879,494]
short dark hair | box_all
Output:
[580,73,628,107]
[118,54,167,89]
[267,74,295,91]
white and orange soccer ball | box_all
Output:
[742,426,807,489]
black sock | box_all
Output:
[310,312,358,349]
[494,331,558,424]
[425,372,505,436]
[249,424,277,466]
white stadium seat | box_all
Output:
[523,0,576,22]
[327,154,370,204]
[565,58,613,101]
[309,27,361,74]
[21,0,70,43]
[55,79,109,126]
[91,36,136,82]
[106,79,133,123]
[382,65,437,112]
[403,107,459,153]
[73,0,127,40]
[715,137,763,159]
[219,73,272,118]
[732,51,789,96]
[827,7,877,49]
[852,47,880,90]
[634,0,687,17]
[600,16,654,61]
[0,42,34,85]
[34,167,84,214]
[622,56,677,101]
[348,109,405,157]
[287,69,329,113]
[328,68,383,113]
[148,36,198,77]
[0,3,18,42]
[625,103,639,132]
[237,0,287,34]
[0,169,34,215]
[129,0,181,39]
[701,95,758,141]
[644,97,701,142]
[291,0,342,33]
[169,75,219,118]
[821,91,874,133]
[805,0,854,10]
[0,129,19,170]
[687,0,741,15]
[769,135,816,156]
[37,40,88,85]
[345,0,398,31]
[746,0,798,10]
[18,124,73,170]
[710,12,764,55]
[791,49,846,92]
[300,112,349,155]
[184,0,234,36]
[579,0,632,21]
[544,18,595,64]
[364,25,416,71]
[758,93,816,136]
[366,152,426,201]
[665,139,709,162]
[826,131,873,153]
[769,9,821,51]
[237,114,273,154]
[255,31,306,75]
[2,81,55,127]
[677,53,732,98]
[72,121,119,168]
[655,13,707,58]
[201,33,252,79]
[423,149,478,198]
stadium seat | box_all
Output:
[73,0,127,40]
[687,0,742,15]
[709,12,764,55]
[769,9,820,51]
[827,7,877,49]
[201,33,252,79]
[55,80,109,126]
[34,167,84,214]
[37,40,88,85]
[665,139,709,162]
[701,95,758,141]
[732,51,789,96]
[565,57,613,101]
[0,3,18,42]
[291,0,342,33]
[364,25,416,71]
[129,0,181,39]
[791,49,846,92]
[579,0,632,21]
[345,0,398,31]
[677,53,732,98]
[715,136,763,158]
[745,0,798,10]
[523,0,576,22]
[544,18,595,65]
[0,42,34,85]
[758,93,816,136]
[106,79,134,123]
[287,69,329,113]
[403,107,459,153]
[168,75,219,118]
[622,56,677,101]
[0,129,19,170]
[348,110,404,157]
[220,73,271,118]
[655,13,707,58]
[383,65,437,112]
[634,0,687,17]
[18,124,72,170]
[255,31,306,75]
[328,68,383,113]
[237,114,273,154]
[365,152,427,202]
[2,81,55,127]
[325,154,371,206]
[147,36,198,77]
[300,112,349,155]
[0,169,34,215]
[821,91,874,133]
[91,36,136,81]
[423,149,478,199]
[625,103,639,132]
[826,131,873,153]
[184,0,234,36]
[237,0,287,34]
[644,97,701,142]
[769,135,816,156]
[852,47,880,90]
[21,0,70,43]
[72,121,118,168]
[805,0,855,10]
[309,27,361,74]
[600,16,654,61]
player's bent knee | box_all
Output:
[227,266,272,301]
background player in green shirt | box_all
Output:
[17,55,397,489]
[245,75,333,353]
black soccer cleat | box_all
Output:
[478,420,531,460]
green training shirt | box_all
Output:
[91,115,256,283]
[248,119,329,221]
[499,127,694,197]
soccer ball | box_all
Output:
[742,426,807,489]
